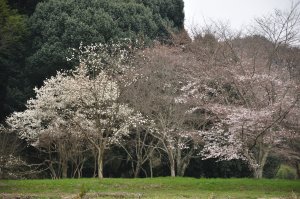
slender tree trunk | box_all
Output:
[170,162,176,177]
[175,138,191,177]
[149,159,153,178]
[61,160,68,178]
[72,160,84,179]
[97,145,105,179]
[77,166,82,179]
[91,148,97,178]
[169,152,176,177]
[133,147,142,178]
[93,158,97,178]
[134,162,141,178]
[78,160,85,179]
[48,161,58,179]
[176,143,182,177]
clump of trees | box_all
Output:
[2,1,300,180]
[0,0,185,121]
[178,3,300,178]
[7,43,148,179]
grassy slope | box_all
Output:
[0,177,299,198]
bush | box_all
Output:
[276,165,297,179]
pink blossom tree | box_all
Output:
[183,24,300,178]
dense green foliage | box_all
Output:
[0,0,29,121]
[0,178,299,198]
[8,0,40,15]
[27,0,183,87]
[138,0,185,28]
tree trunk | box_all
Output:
[61,161,68,178]
[176,161,187,177]
[176,145,182,177]
[175,139,191,177]
[149,158,153,178]
[253,140,270,179]
[97,147,104,179]
[134,163,141,178]
[170,162,176,177]
[78,164,83,179]
[170,153,176,177]
[167,148,176,177]
[175,147,189,177]
[254,165,264,179]
[47,161,58,179]
[93,158,97,178]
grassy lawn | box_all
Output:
[0,177,299,198]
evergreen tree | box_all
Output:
[137,0,185,29]
[27,0,183,87]
[0,0,29,121]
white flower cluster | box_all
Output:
[67,40,139,76]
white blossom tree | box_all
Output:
[71,67,146,179]
[7,42,145,179]
[7,71,86,178]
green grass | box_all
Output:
[0,177,299,198]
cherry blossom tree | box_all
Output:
[152,105,202,177]
[6,71,87,178]
[182,19,300,178]
[7,42,145,179]
[69,68,145,179]
[121,46,204,177]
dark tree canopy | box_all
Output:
[137,0,185,29]
[0,0,29,121]
[7,0,40,15]
[26,0,184,87]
